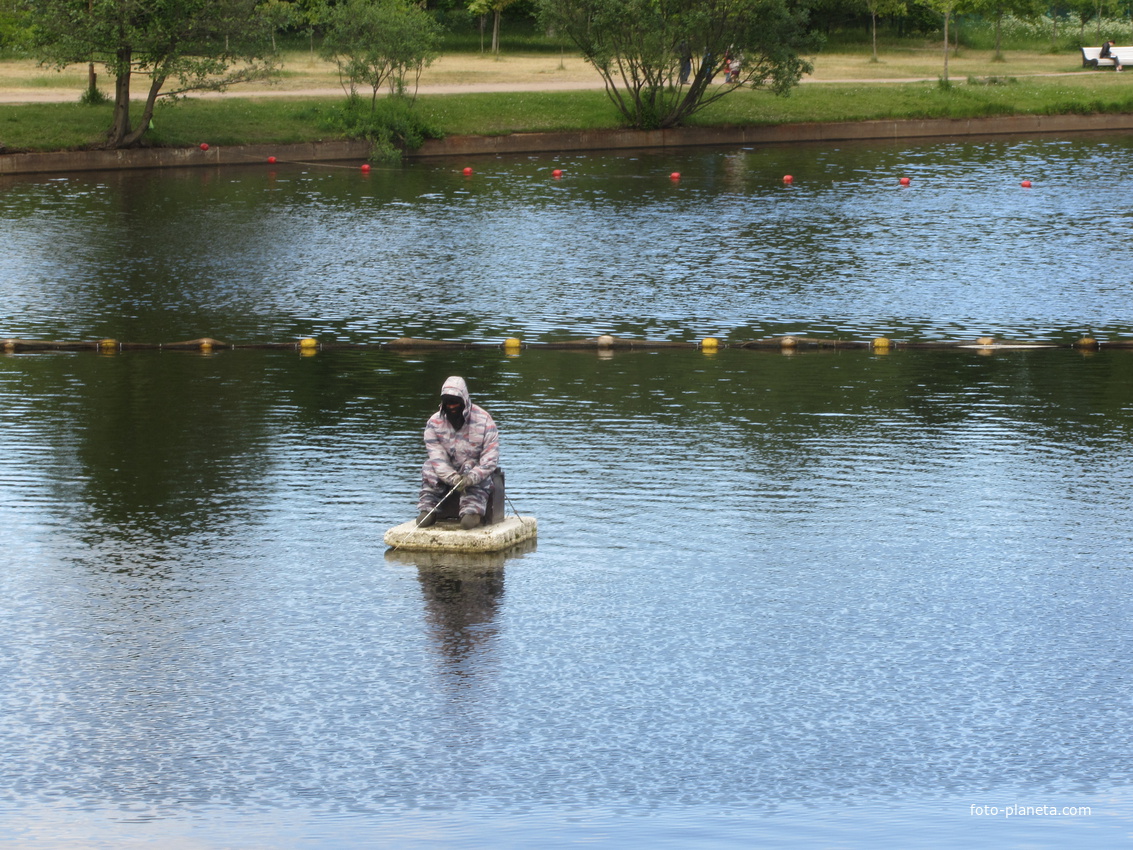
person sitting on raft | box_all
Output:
[416,376,499,530]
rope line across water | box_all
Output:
[0,335,1116,354]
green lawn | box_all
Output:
[3,63,1133,153]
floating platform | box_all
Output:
[383,537,537,568]
[384,515,537,553]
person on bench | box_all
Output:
[1102,39,1123,71]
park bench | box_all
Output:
[1082,46,1129,68]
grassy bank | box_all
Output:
[2,48,1133,153]
[422,75,1133,137]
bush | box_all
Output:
[313,94,444,160]
[966,75,1018,85]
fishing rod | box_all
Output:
[386,480,462,554]
[414,480,461,529]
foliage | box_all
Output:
[468,0,523,54]
[921,0,965,80]
[319,0,443,108]
[307,93,444,159]
[26,0,277,148]
[437,9,570,51]
[966,73,1018,82]
[79,84,111,105]
[538,0,820,130]
[260,0,300,51]
[0,0,29,52]
[965,0,1044,59]
[861,0,908,61]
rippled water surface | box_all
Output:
[2,134,1133,345]
[2,139,1133,848]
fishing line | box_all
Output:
[505,491,531,527]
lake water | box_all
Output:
[1,137,1132,849]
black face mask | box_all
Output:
[441,396,465,430]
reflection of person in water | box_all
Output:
[385,543,535,677]
[416,376,499,530]
[417,564,505,671]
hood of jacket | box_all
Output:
[439,376,471,419]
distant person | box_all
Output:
[1101,39,1123,71]
[726,51,742,83]
[416,376,499,530]
[703,51,716,83]
[678,41,692,85]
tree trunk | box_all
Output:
[942,11,950,82]
[120,73,166,148]
[492,10,501,55]
[871,12,878,62]
[107,47,133,147]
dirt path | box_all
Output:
[0,80,609,104]
[0,50,1089,105]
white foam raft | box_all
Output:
[384,515,538,552]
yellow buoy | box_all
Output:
[503,337,522,353]
[98,338,118,353]
[597,334,615,349]
[1075,337,1099,350]
[701,337,719,352]
[977,336,995,346]
[299,337,319,351]
[780,336,798,349]
[871,337,892,350]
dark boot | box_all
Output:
[416,511,437,528]
[459,513,481,530]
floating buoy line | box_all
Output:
[0,334,1119,354]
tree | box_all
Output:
[971,0,1042,60]
[538,0,819,130]
[1065,0,1097,40]
[923,0,962,82]
[320,0,443,108]
[468,0,522,55]
[0,0,29,52]
[863,0,907,62]
[28,0,277,148]
[259,0,299,52]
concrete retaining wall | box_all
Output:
[0,140,372,176]
[410,113,1133,158]
[3,113,1133,175]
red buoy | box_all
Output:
[463,167,473,176]
[1021,180,1032,188]
[670,172,681,180]
[199,143,209,151]
[361,163,371,173]
[899,176,911,186]
[267,156,277,164]
[783,174,793,184]
[552,169,563,178]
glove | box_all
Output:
[453,474,472,492]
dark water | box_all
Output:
[2,139,1133,848]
